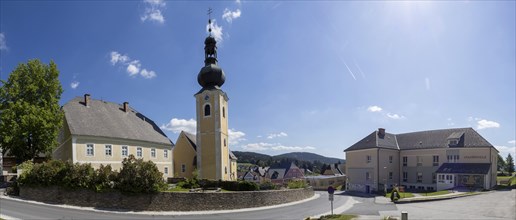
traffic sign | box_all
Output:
[328,194,334,201]
[327,186,335,194]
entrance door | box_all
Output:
[366,185,370,193]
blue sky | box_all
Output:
[1,1,514,159]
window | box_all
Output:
[86,144,94,156]
[417,156,422,166]
[389,156,393,163]
[105,145,112,156]
[151,148,156,158]
[122,146,128,157]
[225,166,228,174]
[366,172,370,180]
[366,155,371,163]
[164,167,168,175]
[433,155,439,166]
[432,172,436,183]
[204,104,211,116]
[449,139,458,145]
[389,172,393,180]
[181,164,186,173]
[403,156,407,166]
[222,106,225,118]
[164,149,168,158]
[137,147,142,157]
[224,138,226,147]
[403,172,408,182]
[417,172,423,183]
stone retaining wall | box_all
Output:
[19,187,314,211]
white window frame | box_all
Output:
[137,147,143,158]
[86,144,94,156]
[417,172,423,183]
[403,172,408,182]
[121,146,128,157]
[366,155,371,163]
[181,164,186,173]
[433,155,439,166]
[403,156,407,166]
[164,166,169,175]
[389,155,393,163]
[366,172,370,180]
[389,172,393,180]
[164,149,168,158]
[151,148,156,158]
[105,145,112,156]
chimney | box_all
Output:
[123,102,129,112]
[84,94,91,107]
[378,128,386,138]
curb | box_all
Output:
[394,192,482,204]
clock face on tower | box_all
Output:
[204,95,209,101]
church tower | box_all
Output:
[195,17,232,180]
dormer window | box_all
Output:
[448,139,458,146]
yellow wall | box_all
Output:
[173,132,197,179]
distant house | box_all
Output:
[265,162,305,184]
[242,166,269,183]
[322,163,345,176]
[173,131,238,180]
[53,94,174,178]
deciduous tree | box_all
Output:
[0,59,63,162]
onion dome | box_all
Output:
[198,18,225,88]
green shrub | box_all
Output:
[116,155,166,193]
[287,180,307,189]
[237,181,259,191]
[259,181,278,190]
[93,164,117,192]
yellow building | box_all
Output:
[53,94,174,178]
[173,19,237,181]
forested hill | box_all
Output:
[233,151,345,167]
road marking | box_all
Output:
[0,214,21,220]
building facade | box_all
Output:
[345,128,497,193]
[53,94,174,178]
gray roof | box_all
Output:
[436,163,491,174]
[345,128,494,152]
[63,97,173,146]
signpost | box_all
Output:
[327,186,335,215]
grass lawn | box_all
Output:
[316,214,358,220]
[497,176,512,184]
[385,192,414,198]
[421,190,452,196]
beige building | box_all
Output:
[344,128,498,193]
[173,21,237,181]
[53,94,174,178]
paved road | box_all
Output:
[390,189,516,220]
[0,192,349,220]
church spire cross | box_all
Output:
[207,8,213,35]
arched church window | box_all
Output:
[204,104,211,116]
[222,106,225,118]
[225,166,228,174]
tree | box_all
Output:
[497,154,506,173]
[506,154,515,175]
[0,59,63,162]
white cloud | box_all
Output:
[267,132,288,139]
[109,51,156,79]
[141,0,166,24]
[229,129,246,145]
[140,69,156,79]
[367,106,382,112]
[495,145,516,159]
[508,140,515,145]
[222,8,241,23]
[477,119,500,130]
[160,118,246,145]
[160,118,197,134]
[386,113,405,120]
[236,0,241,4]
[207,19,223,43]
[126,60,141,76]
[70,81,80,89]
[242,142,315,151]
[0,33,7,51]
[425,77,430,90]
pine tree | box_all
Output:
[498,154,507,173]
[506,154,515,175]
[0,59,63,162]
